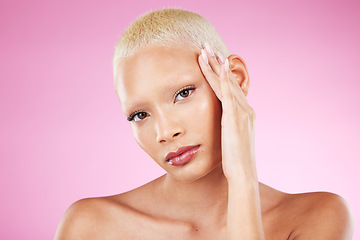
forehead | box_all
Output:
[116,45,202,110]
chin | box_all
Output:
[165,159,222,183]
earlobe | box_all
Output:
[227,54,250,96]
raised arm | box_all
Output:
[198,43,265,240]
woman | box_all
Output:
[55,8,353,239]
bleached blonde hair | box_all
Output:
[113,8,230,87]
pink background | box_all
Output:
[1,0,359,239]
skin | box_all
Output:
[54,44,353,240]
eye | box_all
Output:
[174,86,195,102]
[127,111,149,122]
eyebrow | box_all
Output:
[123,100,147,115]
[124,73,196,114]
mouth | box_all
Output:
[165,145,201,166]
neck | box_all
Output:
[159,163,229,227]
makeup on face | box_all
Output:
[126,85,197,122]
[165,145,201,166]
[117,45,223,181]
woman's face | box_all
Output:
[116,44,222,182]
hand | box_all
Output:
[198,43,258,184]
[198,43,264,239]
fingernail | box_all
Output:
[204,42,214,57]
[217,52,224,64]
[201,49,208,65]
[224,58,229,73]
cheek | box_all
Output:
[132,125,156,156]
[184,93,222,149]
[195,91,222,150]
[195,92,222,128]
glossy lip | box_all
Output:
[165,145,201,162]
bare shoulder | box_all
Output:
[286,191,354,240]
[54,196,125,239]
[54,177,165,240]
[260,184,353,240]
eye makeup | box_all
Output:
[173,85,196,102]
[127,110,148,122]
[127,84,196,122]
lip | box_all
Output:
[165,145,201,166]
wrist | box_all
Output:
[227,175,259,190]
[225,167,258,186]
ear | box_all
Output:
[228,54,250,96]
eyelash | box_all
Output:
[127,85,196,122]
[174,85,196,102]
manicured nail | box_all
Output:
[201,49,208,65]
[204,42,214,56]
[217,52,224,64]
[224,58,229,73]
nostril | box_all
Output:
[173,132,180,137]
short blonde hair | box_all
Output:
[113,8,230,86]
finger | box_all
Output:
[225,68,254,112]
[219,59,236,119]
[227,73,256,122]
[215,51,225,64]
[204,42,222,76]
[228,74,248,106]
[220,59,254,122]
[198,51,222,101]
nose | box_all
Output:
[155,115,184,143]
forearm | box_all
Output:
[198,43,264,239]
[227,178,265,240]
